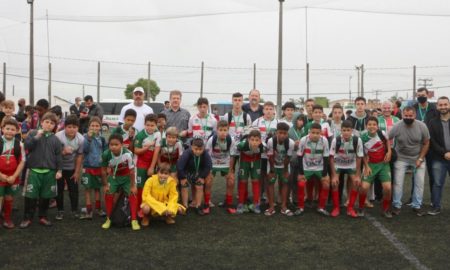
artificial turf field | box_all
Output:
[0,174,449,270]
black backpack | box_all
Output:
[212,134,232,152]
[0,139,21,161]
[110,192,131,228]
[272,136,290,154]
[227,111,248,126]
[335,135,359,154]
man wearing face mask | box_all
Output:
[389,106,430,216]
[427,96,450,215]
[412,87,439,205]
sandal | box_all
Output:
[281,208,294,217]
[264,208,276,216]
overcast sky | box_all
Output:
[0,0,449,106]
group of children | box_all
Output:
[0,93,396,232]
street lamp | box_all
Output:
[276,0,284,117]
[27,0,34,105]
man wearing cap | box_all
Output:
[70,97,82,118]
[118,87,153,132]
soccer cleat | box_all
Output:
[382,210,393,219]
[357,209,365,217]
[317,208,330,216]
[96,209,107,217]
[330,208,340,217]
[101,218,111,229]
[347,209,358,218]
[236,204,245,214]
[19,220,32,229]
[165,217,176,225]
[294,208,304,216]
[203,207,210,215]
[39,217,53,227]
[55,211,64,221]
[141,215,150,227]
[79,212,93,220]
[3,220,15,229]
[428,208,441,216]
[244,204,251,213]
[250,204,261,214]
[226,207,237,214]
[131,220,141,230]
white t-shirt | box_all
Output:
[267,137,295,168]
[206,136,237,169]
[329,136,364,170]
[118,103,154,132]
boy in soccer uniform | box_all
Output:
[177,138,212,216]
[297,123,331,216]
[55,115,85,220]
[140,163,186,227]
[329,120,364,218]
[0,118,25,229]
[157,113,167,143]
[188,97,217,144]
[80,117,107,220]
[223,92,252,143]
[101,133,140,230]
[21,112,63,228]
[206,120,237,214]
[111,108,137,151]
[281,101,296,127]
[311,104,333,140]
[134,114,161,209]
[266,122,295,216]
[348,97,370,137]
[159,127,183,178]
[359,116,393,218]
[235,130,265,214]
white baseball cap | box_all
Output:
[133,87,145,94]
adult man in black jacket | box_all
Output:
[427,96,450,215]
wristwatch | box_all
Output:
[418,158,424,162]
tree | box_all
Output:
[288,97,305,107]
[124,78,160,101]
[314,97,329,108]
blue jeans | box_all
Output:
[393,159,426,209]
[431,160,450,209]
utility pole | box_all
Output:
[200,61,204,97]
[2,62,5,97]
[355,66,360,97]
[413,65,416,98]
[97,62,100,102]
[28,0,35,105]
[276,0,285,116]
[148,61,151,102]
[306,63,310,99]
[253,63,256,89]
[82,85,85,98]
[360,64,365,97]
[418,78,433,88]
[48,63,52,106]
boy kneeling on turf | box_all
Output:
[329,120,364,218]
[141,163,185,226]
[236,130,265,214]
[177,137,212,215]
[266,122,295,216]
[297,123,331,216]
[101,133,140,230]
[206,120,237,214]
[359,116,392,218]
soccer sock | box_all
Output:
[297,181,306,209]
[252,181,260,205]
[3,199,13,222]
[225,194,233,206]
[359,192,367,209]
[244,188,249,202]
[128,194,138,221]
[347,190,358,212]
[306,180,314,201]
[238,181,247,204]
[382,199,391,212]
[319,188,329,209]
[86,204,93,214]
[105,194,114,217]
[332,190,339,209]
[95,200,101,210]
[137,188,143,208]
[204,192,211,207]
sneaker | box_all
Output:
[165,217,176,225]
[55,211,64,221]
[195,207,205,216]
[330,208,340,217]
[131,220,141,231]
[243,204,250,213]
[19,219,32,229]
[101,218,111,230]
[49,199,57,209]
[209,201,215,208]
[79,212,93,220]
[357,208,365,217]
[347,209,358,218]
[3,220,15,229]
[218,201,226,207]
[250,204,261,214]
[39,217,53,227]
[203,207,210,215]
[428,208,441,216]
[382,210,393,219]
[294,208,304,216]
[236,204,245,214]
[96,209,107,217]
[226,207,237,214]
[413,207,426,217]
[141,215,150,227]
[391,207,401,216]
[317,208,330,216]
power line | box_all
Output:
[307,6,450,18]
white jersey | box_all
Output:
[267,137,295,168]
[118,103,154,132]
[297,135,330,172]
[222,111,252,142]
[329,136,364,170]
[206,136,237,169]
[188,114,217,143]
